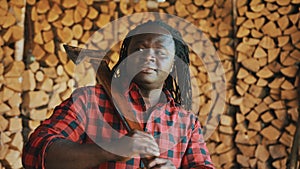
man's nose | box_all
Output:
[144,49,156,61]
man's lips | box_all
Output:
[139,64,157,71]
[136,64,157,73]
[140,67,157,73]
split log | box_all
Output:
[22,91,49,108]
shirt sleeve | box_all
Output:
[181,118,215,169]
[22,88,88,169]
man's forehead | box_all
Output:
[133,24,172,37]
[130,33,173,42]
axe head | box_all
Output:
[63,44,113,84]
[63,45,107,65]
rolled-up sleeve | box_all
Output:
[22,88,88,169]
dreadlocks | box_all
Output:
[112,20,192,110]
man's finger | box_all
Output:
[147,158,168,168]
[134,130,156,140]
[133,138,160,156]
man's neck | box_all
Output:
[138,87,163,109]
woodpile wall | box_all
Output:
[232,0,299,168]
[0,0,299,168]
[0,0,25,168]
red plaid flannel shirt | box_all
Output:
[22,83,214,169]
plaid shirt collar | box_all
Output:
[125,82,176,106]
[124,82,177,124]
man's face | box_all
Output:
[125,27,175,90]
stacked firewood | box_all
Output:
[13,8,103,167]
[0,0,25,168]
[233,0,300,168]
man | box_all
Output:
[22,21,214,169]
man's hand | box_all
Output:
[147,158,176,169]
[107,130,160,161]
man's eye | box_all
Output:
[156,50,166,56]
[136,48,144,52]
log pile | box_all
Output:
[233,0,300,168]
[0,0,25,168]
[21,0,99,136]
[0,0,299,168]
